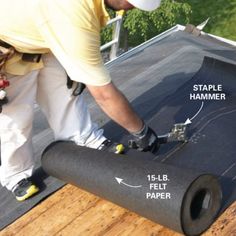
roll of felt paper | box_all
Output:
[42,141,222,236]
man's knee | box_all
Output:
[1,104,34,131]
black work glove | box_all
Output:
[67,75,86,96]
[128,123,160,153]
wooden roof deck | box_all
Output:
[1,185,235,236]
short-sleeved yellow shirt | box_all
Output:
[0,0,111,86]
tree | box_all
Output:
[182,0,236,41]
[101,0,191,49]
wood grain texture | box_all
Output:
[1,185,235,236]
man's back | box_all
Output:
[0,0,46,53]
[0,0,110,81]
[0,0,107,53]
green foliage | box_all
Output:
[182,0,236,41]
[101,9,115,45]
[101,0,191,47]
[123,0,191,45]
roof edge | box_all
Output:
[105,24,236,68]
[105,24,185,68]
[201,32,236,47]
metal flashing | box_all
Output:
[105,24,236,68]
[106,24,185,68]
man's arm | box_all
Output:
[87,82,143,133]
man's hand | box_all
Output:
[86,82,160,153]
[128,123,160,153]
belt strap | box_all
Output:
[22,53,42,63]
[0,40,42,63]
[0,40,12,48]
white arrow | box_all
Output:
[184,101,204,125]
[115,177,142,188]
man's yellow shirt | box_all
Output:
[0,0,111,86]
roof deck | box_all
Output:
[1,184,236,236]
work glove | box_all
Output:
[128,123,160,154]
[67,75,86,96]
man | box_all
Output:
[0,0,161,201]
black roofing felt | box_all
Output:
[0,30,236,230]
[104,31,236,212]
[149,56,236,208]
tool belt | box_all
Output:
[0,40,42,112]
[0,43,14,111]
[0,44,15,80]
[0,40,42,81]
[0,40,42,63]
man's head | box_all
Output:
[105,0,161,11]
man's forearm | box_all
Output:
[87,82,143,133]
